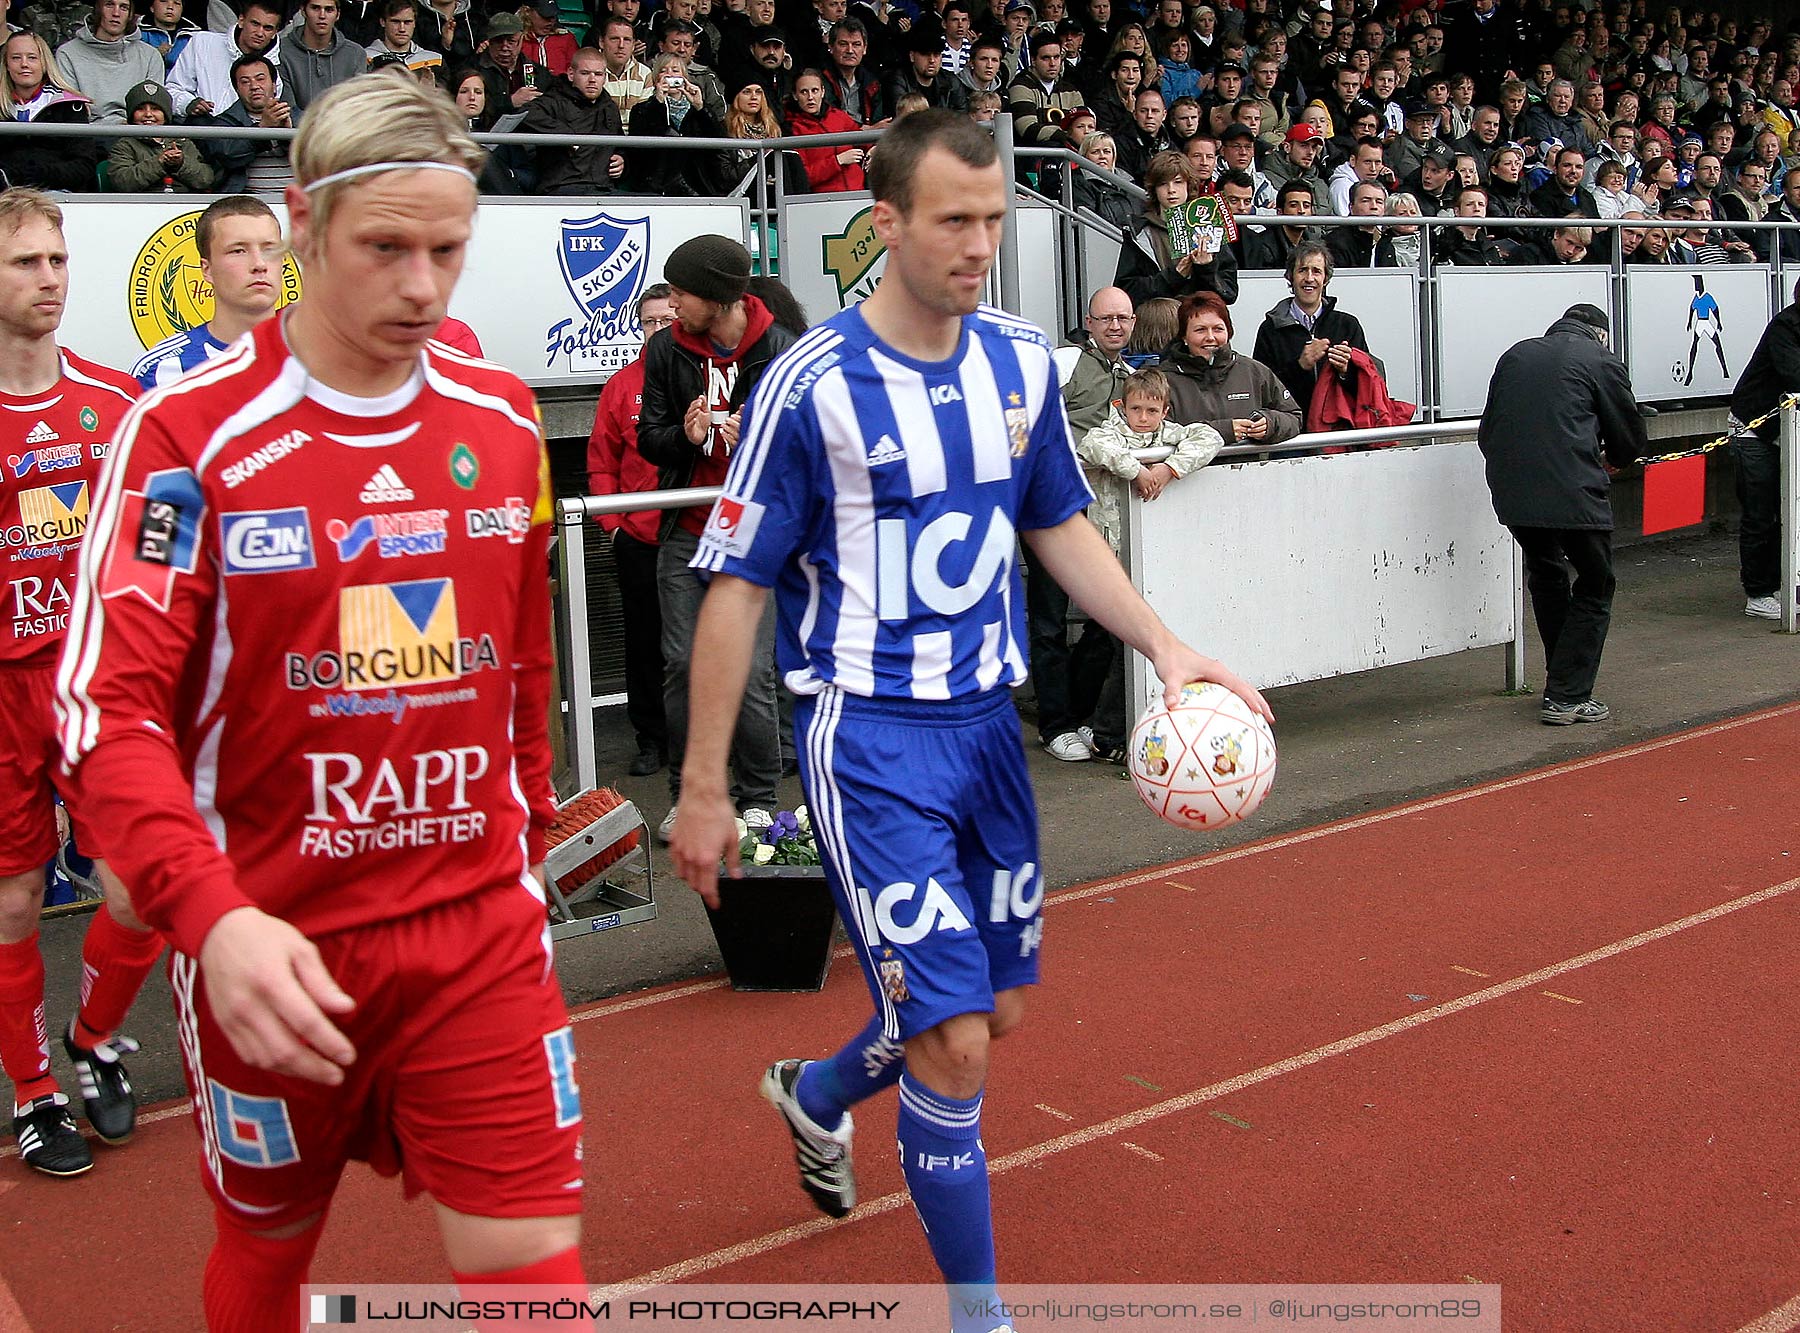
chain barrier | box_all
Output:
[1631,393,1800,467]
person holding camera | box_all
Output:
[627,53,725,194]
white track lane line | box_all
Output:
[593,877,1800,1297]
[14,703,1796,1160]
[1738,1294,1800,1333]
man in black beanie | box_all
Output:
[1478,303,1647,725]
[636,234,799,841]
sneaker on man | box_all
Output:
[1745,595,1781,620]
[63,1024,139,1144]
[1042,731,1091,762]
[1541,698,1611,725]
[13,1093,92,1177]
[628,743,666,777]
[741,807,774,832]
[657,804,679,845]
[1077,726,1126,765]
[759,1058,856,1218]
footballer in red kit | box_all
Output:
[0,188,165,1183]
[54,76,584,1330]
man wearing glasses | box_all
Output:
[1715,159,1769,228]
[1031,286,1136,762]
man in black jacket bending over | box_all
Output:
[1729,282,1800,620]
[636,234,797,840]
[1478,304,1646,726]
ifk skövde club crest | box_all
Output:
[549,212,650,374]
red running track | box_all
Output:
[8,706,1800,1331]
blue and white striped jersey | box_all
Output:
[692,304,1092,702]
[131,324,229,392]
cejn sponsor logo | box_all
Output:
[221,429,311,489]
[359,464,414,504]
[464,497,530,544]
[298,745,491,858]
[285,577,499,693]
[326,509,449,561]
[221,508,316,575]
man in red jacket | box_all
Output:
[589,283,675,776]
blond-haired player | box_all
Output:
[57,76,582,1328]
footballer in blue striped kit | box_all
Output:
[671,110,1271,1331]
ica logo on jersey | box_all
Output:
[875,507,1015,619]
[872,877,973,946]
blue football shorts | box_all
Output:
[795,685,1045,1042]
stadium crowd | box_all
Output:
[0,0,1794,268]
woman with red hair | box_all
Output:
[1156,290,1302,448]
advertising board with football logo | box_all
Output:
[777,194,1061,336]
[55,198,750,389]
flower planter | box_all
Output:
[704,865,839,992]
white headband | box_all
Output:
[301,160,477,193]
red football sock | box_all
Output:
[454,1246,587,1330]
[202,1206,326,1333]
[0,933,55,1109]
[71,906,163,1049]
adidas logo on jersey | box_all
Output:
[359,465,415,504]
[867,434,906,467]
[24,421,57,445]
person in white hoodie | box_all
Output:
[55,0,165,123]
[166,0,282,117]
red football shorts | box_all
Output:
[169,884,583,1229]
[0,664,89,877]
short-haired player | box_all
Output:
[131,194,284,390]
[671,109,1269,1329]
[0,188,162,1179]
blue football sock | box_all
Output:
[898,1071,998,1331]
[795,1013,904,1128]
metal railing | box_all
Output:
[553,418,1491,790]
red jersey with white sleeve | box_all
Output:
[0,349,139,668]
[55,319,557,959]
